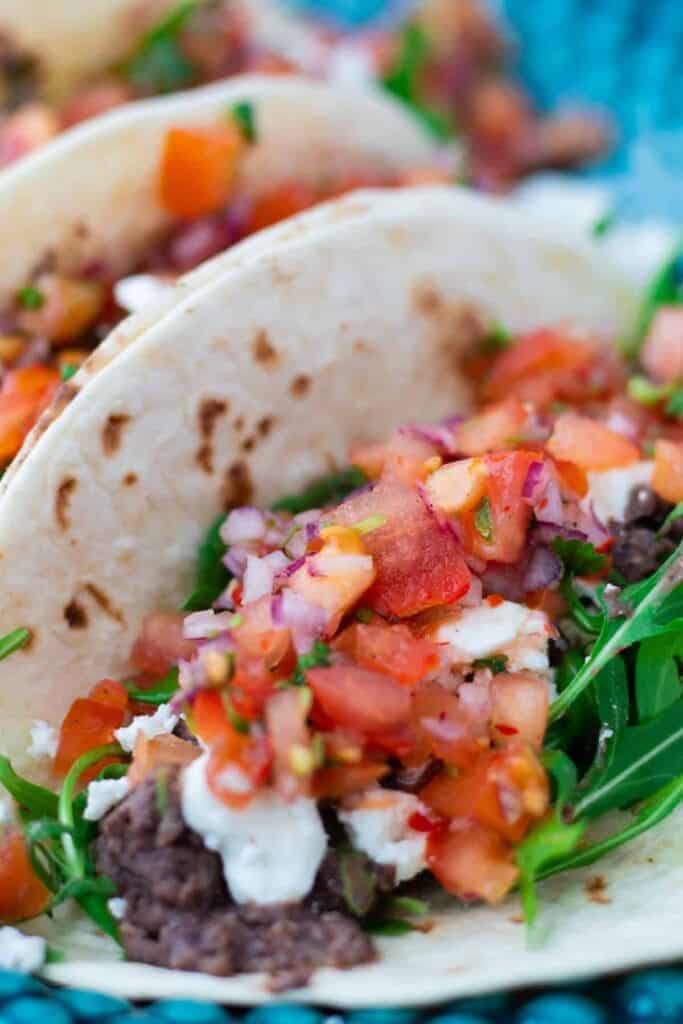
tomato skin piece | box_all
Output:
[159,125,243,219]
[130,612,196,678]
[420,742,549,843]
[460,450,538,564]
[190,689,231,746]
[0,832,50,923]
[653,440,683,504]
[307,665,411,740]
[265,689,312,801]
[89,678,129,711]
[333,622,440,686]
[426,819,519,903]
[246,182,318,233]
[411,679,485,769]
[0,366,61,464]
[546,413,640,470]
[457,398,528,456]
[483,328,596,406]
[313,762,389,799]
[54,698,125,775]
[334,480,471,617]
[128,733,199,786]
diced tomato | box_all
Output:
[552,458,588,498]
[490,671,549,750]
[313,761,389,799]
[189,689,231,746]
[411,679,485,768]
[289,528,376,634]
[265,689,312,800]
[421,742,549,843]
[652,439,683,504]
[89,678,129,711]
[334,479,471,617]
[130,612,196,677]
[128,732,199,786]
[457,398,528,456]
[425,457,488,515]
[0,831,50,922]
[17,275,105,344]
[546,413,640,470]
[54,697,126,775]
[60,82,132,128]
[246,182,318,233]
[641,307,683,385]
[0,103,59,167]
[0,366,60,464]
[426,819,519,903]
[483,329,596,407]
[350,432,438,484]
[159,124,244,219]
[526,587,568,619]
[307,665,411,745]
[460,450,538,564]
[333,622,440,686]
[230,656,277,720]
[233,595,291,668]
[206,729,271,809]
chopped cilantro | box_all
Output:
[17,285,44,310]
[591,213,613,238]
[474,495,493,540]
[60,363,77,382]
[124,0,197,92]
[552,537,608,576]
[231,101,257,143]
[0,626,31,661]
[482,320,512,353]
[472,654,508,674]
[223,692,250,734]
[290,640,331,687]
[666,389,683,418]
[382,23,451,141]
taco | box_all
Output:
[0,0,608,184]
[5,185,682,1004]
[0,71,439,476]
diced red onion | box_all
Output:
[404,419,459,455]
[523,459,563,524]
[522,545,562,591]
[460,574,483,607]
[183,609,237,640]
[242,554,277,605]
[270,590,329,653]
[223,547,248,579]
[221,507,266,545]
[275,555,306,582]
[533,523,587,545]
[522,460,544,500]
[481,562,526,602]
[15,336,50,368]
[576,500,611,549]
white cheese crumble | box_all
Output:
[114,703,178,753]
[27,719,58,759]
[84,776,130,821]
[182,753,327,905]
[0,927,46,973]
[113,273,176,313]
[584,461,654,526]
[107,897,128,920]
[339,789,427,883]
[431,600,552,676]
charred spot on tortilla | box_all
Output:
[64,600,87,630]
[123,472,138,487]
[353,339,370,355]
[102,413,131,456]
[257,416,274,439]
[252,329,278,367]
[241,436,255,453]
[233,415,245,431]
[31,381,79,445]
[196,398,228,474]
[585,875,611,905]
[222,460,253,510]
[73,220,91,242]
[55,476,77,531]
[289,375,311,398]
[84,583,125,625]
[413,283,443,316]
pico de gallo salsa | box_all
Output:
[2,293,683,981]
[1,0,608,187]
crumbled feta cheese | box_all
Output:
[182,754,326,904]
[584,461,654,525]
[431,600,552,675]
[114,703,178,753]
[27,719,58,759]
[107,897,128,920]
[339,788,427,883]
[0,927,46,972]
[113,273,175,313]
[84,777,130,821]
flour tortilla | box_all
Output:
[1,185,659,1004]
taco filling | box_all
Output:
[2,301,683,986]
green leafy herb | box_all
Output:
[60,363,77,382]
[124,0,197,92]
[0,757,58,820]
[658,503,683,537]
[16,285,44,310]
[516,814,585,927]
[628,376,683,420]
[290,640,331,687]
[125,666,179,705]
[472,654,509,674]
[635,634,683,723]
[231,101,256,143]
[552,537,608,577]
[381,23,451,140]
[482,321,512,353]
[666,390,683,419]
[474,495,493,540]
[542,750,578,810]
[272,466,367,514]
[550,543,683,722]
[591,213,613,238]
[182,515,231,611]
[0,626,31,661]
[384,896,429,918]
[364,917,417,936]
[625,240,682,357]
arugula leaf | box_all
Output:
[382,24,451,141]
[552,538,608,576]
[573,700,683,819]
[290,640,330,687]
[635,634,683,723]
[542,750,578,810]
[550,543,683,722]
[272,466,367,514]
[182,515,231,611]
[540,775,683,881]
[125,666,180,705]
[0,626,31,660]
[385,896,429,918]
[625,239,682,357]
[516,815,585,927]
[658,502,683,537]
[124,0,197,92]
